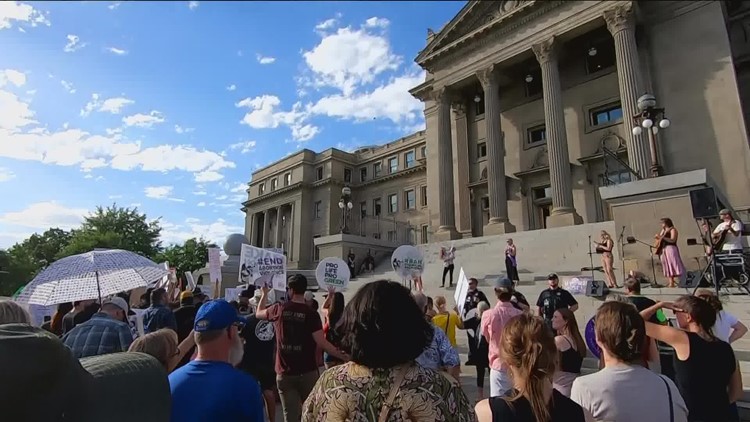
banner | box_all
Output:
[208,247,222,284]
[453,268,469,317]
[239,244,287,291]
[391,245,424,280]
[315,257,350,291]
[224,287,242,303]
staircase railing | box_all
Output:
[350,215,417,245]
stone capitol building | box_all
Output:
[241,0,750,276]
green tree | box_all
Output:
[156,238,212,279]
[0,228,74,296]
[58,204,162,259]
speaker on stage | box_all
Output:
[679,271,704,289]
[689,187,719,219]
[585,279,608,297]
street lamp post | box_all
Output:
[338,186,353,234]
[631,93,671,178]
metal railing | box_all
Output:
[350,215,417,245]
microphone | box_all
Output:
[618,225,626,243]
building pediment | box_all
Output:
[415,0,538,69]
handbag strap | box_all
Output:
[378,365,410,422]
[659,375,674,422]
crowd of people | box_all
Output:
[1,262,748,421]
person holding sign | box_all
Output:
[255,274,349,422]
[432,296,464,347]
[440,245,456,288]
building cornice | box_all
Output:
[243,181,305,207]
[356,164,427,188]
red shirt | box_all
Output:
[266,301,323,375]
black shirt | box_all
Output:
[511,291,530,312]
[463,289,490,315]
[536,288,577,321]
[489,388,585,421]
[627,295,660,324]
[173,305,197,342]
[238,315,276,374]
[61,312,77,335]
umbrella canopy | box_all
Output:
[15,249,169,306]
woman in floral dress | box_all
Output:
[302,280,475,422]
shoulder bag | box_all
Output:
[378,365,410,422]
[658,375,674,422]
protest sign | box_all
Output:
[239,244,287,291]
[208,247,222,284]
[185,272,197,290]
[453,268,469,317]
[224,287,242,303]
[315,257,350,291]
[391,245,424,280]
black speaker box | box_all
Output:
[689,187,719,219]
[585,279,608,297]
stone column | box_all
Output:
[248,213,255,247]
[262,209,270,247]
[451,101,472,236]
[604,3,651,179]
[477,64,516,235]
[431,87,460,240]
[288,202,295,261]
[532,37,583,227]
[275,206,283,249]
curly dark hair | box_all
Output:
[338,280,433,368]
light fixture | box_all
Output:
[347,202,353,210]
[659,118,671,129]
[338,201,344,209]
[641,118,653,129]
[651,126,659,135]
[525,74,533,83]
[588,46,597,57]
[473,94,481,103]
[632,126,642,136]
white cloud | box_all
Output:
[108,194,123,199]
[174,124,194,134]
[230,183,247,193]
[194,171,224,183]
[0,1,50,30]
[364,17,389,29]
[108,2,120,10]
[60,80,76,94]
[106,47,127,55]
[81,94,134,116]
[193,191,207,196]
[0,201,87,230]
[314,13,342,32]
[0,167,15,182]
[235,95,318,142]
[256,54,276,65]
[1,69,26,87]
[160,217,243,246]
[122,110,165,128]
[228,140,256,154]
[302,26,400,96]
[188,1,199,10]
[197,202,206,207]
[144,186,183,202]
[111,145,235,175]
[226,84,236,91]
[64,34,86,53]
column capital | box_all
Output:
[604,3,635,35]
[451,101,466,117]
[476,64,499,89]
[532,36,558,64]
[428,86,451,105]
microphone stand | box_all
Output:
[618,226,626,283]
[629,237,660,288]
[587,235,598,291]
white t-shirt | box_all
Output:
[713,310,739,343]
[571,364,687,422]
[713,220,744,251]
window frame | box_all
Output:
[344,167,352,183]
[313,201,322,219]
[526,124,547,149]
[388,157,398,174]
[373,198,382,216]
[420,185,427,208]
[404,150,416,168]
[359,167,367,182]
[258,183,265,195]
[315,166,324,181]
[387,193,398,214]
[476,141,488,160]
[271,178,278,191]
[373,162,382,178]
[284,172,291,186]
[404,189,416,210]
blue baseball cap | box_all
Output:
[193,299,246,332]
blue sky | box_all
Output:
[0,0,464,248]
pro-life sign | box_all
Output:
[239,244,287,291]
[315,257,350,291]
[391,245,424,280]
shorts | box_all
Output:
[248,368,276,392]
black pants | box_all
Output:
[505,256,518,281]
[465,319,479,361]
[476,364,488,388]
[442,264,455,286]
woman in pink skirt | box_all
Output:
[655,217,686,287]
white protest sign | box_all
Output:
[239,244,287,291]
[224,287,242,303]
[454,268,469,317]
[185,272,196,290]
[208,247,222,283]
[391,245,424,280]
[129,308,146,338]
[153,262,170,289]
[315,257,350,291]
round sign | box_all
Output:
[585,316,601,359]
[315,257,350,291]
[391,245,424,280]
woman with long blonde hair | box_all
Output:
[475,314,593,422]
[128,328,195,373]
[551,308,586,396]
[594,230,618,288]
[432,295,463,347]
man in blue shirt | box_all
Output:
[168,299,264,422]
[62,296,133,358]
[142,288,177,334]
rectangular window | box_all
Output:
[474,93,485,116]
[420,186,427,207]
[284,173,291,186]
[359,201,367,218]
[271,178,278,191]
[388,193,398,213]
[405,151,416,168]
[388,157,398,174]
[420,146,427,158]
[586,39,616,74]
[360,168,367,182]
[405,189,416,210]
[373,162,382,177]
[258,183,265,195]
[477,142,487,159]
[526,125,546,147]
[344,168,352,183]
[590,103,623,127]
[387,230,397,242]
[314,201,322,219]
[532,186,552,201]
[421,225,429,244]
[316,166,323,181]
[373,198,382,216]
[312,235,321,261]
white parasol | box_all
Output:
[15,249,169,306]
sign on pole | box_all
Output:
[239,244,287,291]
[454,268,469,317]
[391,245,424,280]
[315,257,350,291]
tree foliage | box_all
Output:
[155,238,212,280]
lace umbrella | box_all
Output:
[15,249,169,306]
